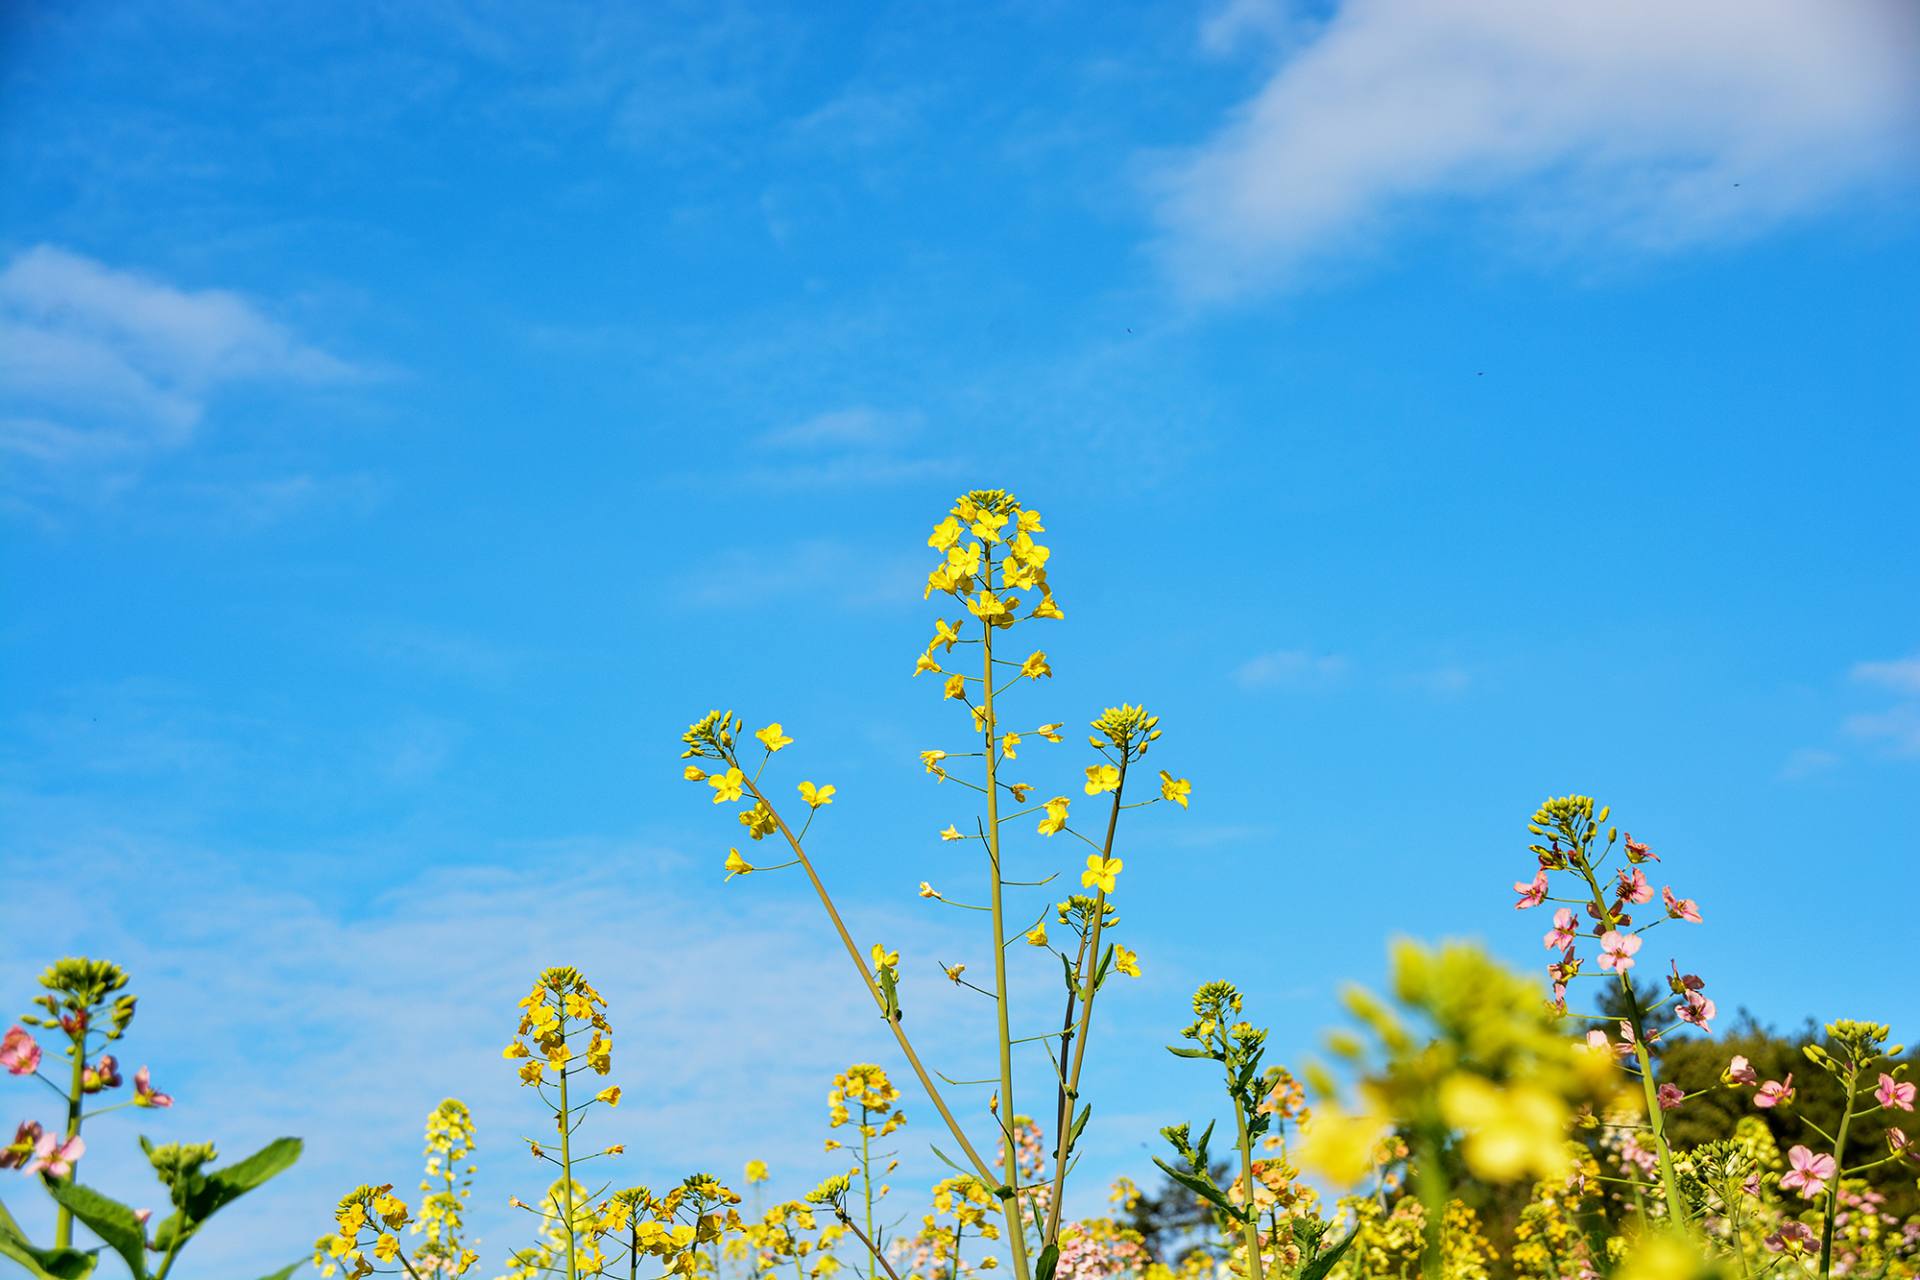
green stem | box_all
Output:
[1040,776,1127,1245]
[744,778,998,1188]
[1817,1075,1856,1279]
[979,551,1032,1280]
[1232,1094,1266,1280]
[558,1018,579,1280]
[863,1115,877,1280]
[1413,1131,1447,1280]
[1574,861,1689,1228]
[54,1033,85,1249]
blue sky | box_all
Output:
[3,0,1919,1270]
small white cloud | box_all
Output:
[736,405,961,489]
[0,245,355,484]
[1777,747,1842,781]
[1157,0,1920,298]
[1851,653,1920,695]
[1844,705,1920,756]
[757,406,920,451]
[1235,647,1349,690]
[1406,664,1472,698]
[674,537,924,612]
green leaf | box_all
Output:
[1033,1242,1059,1280]
[252,1261,307,1280]
[183,1138,302,1224]
[1165,1045,1210,1059]
[43,1183,147,1280]
[0,1200,99,1280]
[1151,1158,1242,1222]
[1298,1225,1362,1280]
[928,1146,972,1179]
[1067,1104,1091,1151]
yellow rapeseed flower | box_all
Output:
[1159,772,1191,808]
[724,849,754,880]
[1037,796,1070,835]
[1082,855,1122,894]
[1114,946,1141,978]
[798,780,835,808]
[1020,652,1051,679]
[709,767,745,804]
[1083,764,1121,795]
[756,723,794,752]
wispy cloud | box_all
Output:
[1777,746,1842,782]
[1844,705,1920,756]
[1159,0,1920,298]
[737,405,962,490]
[0,245,356,492]
[0,832,976,1274]
[673,536,926,612]
[1851,653,1920,695]
[1234,648,1350,691]
[1841,649,1920,756]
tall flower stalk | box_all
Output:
[1517,796,1712,1228]
[678,489,1189,1280]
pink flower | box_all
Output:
[133,1066,172,1109]
[1657,1083,1685,1111]
[1514,871,1548,909]
[1597,930,1641,973]
[1661,885,1702,922]
[1543,908,1577,950]
[1765,1223,1817,1254]
[1780,1145,1835,1199]
[1623,834,1659,863]
[80,1055,121,1094]
[1875,1073,1915,1112]
[1756,1074,1796,1109]
[0,1028,40,1076]
[1585,1023,1635,1060]
[1615,868,1654,905]
[0,1121,45,1170]
[24,1131,84,1179]
[1889,1127,1913,1158]
[134,1208,153,1226]
[1676,990,1716,1033]
[1725,1055,1759,1086]
[1620,1136,1658,1174]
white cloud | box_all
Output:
[0,825,1028,1273]
[1845,705,1920,756]
[1777,746,1841,782]
[735,405,962,490]
[757,405,921,451]
[1851,653,1920,695]
[1234,647,1349,690]
[0,245,354,474]
[1159,0,1920,297]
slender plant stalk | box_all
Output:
[862,1114,877,1280]
[979,547,1033,1280]
[1818,1069,1857,1279]
[1040,774,1127,1244]
[746,781,998,1190]
[557,1015,579,1280]
[1573,862,1689,1226]
[1232,1093,1266,1280]
[838,1210,906,1280]
[54,1034,85,1248]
